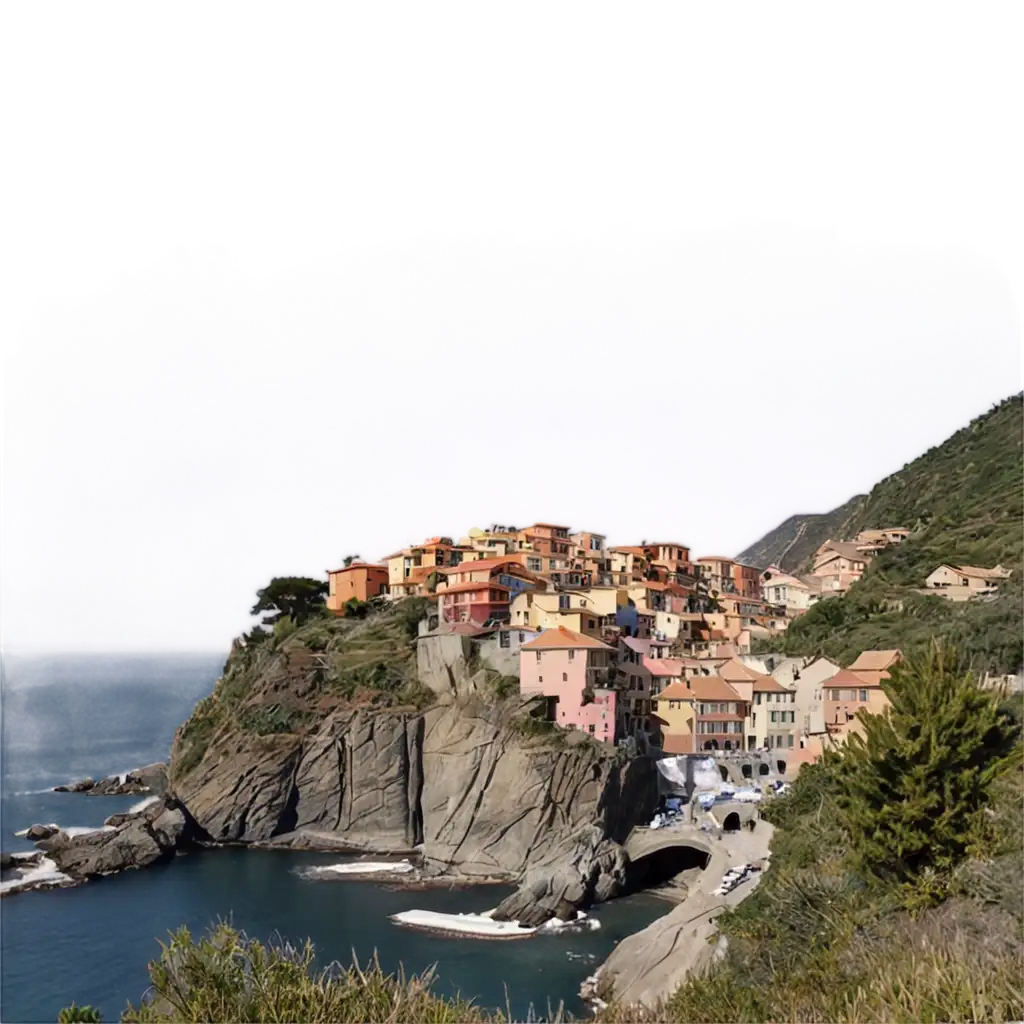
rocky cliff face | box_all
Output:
[170,694,657,887]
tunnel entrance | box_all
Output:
[723,811,741,832]
[776,760,787,775]
[741,763,752,778]
[758,763,769,776]
[624,844,710,895]
[718,765,729,782]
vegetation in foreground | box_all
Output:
[67,644,1023,1023]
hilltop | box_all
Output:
[741,393,1022,577]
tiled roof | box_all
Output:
[621,637,652,655]
[847,649,901,672]
[662,734,694,754]
[328,562,388,574]
[830,668,879,688]
[657,680,693,700]
[956,565,1012,580]
[644,657,687,678]
[520,626,613,651]
[690,675,744,702]
[752,675,791,693]
[817,542,870,563]
[718,659,760,683]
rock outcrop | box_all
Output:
[54,763,168,796]
[169,690,658,908]
[36,796,194,879]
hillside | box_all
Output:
[763,393,1024,674]
[741,393,1023,577]
[736,495,866,571]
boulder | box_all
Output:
[25,824,59,841]
[128,762,169,795]
[37,797,194,879]
[0,853,13,871]
[70,778,95,793]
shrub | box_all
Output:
[58,1005,102,1023]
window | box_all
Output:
[859,689,868,702]
[770,711,778,723]
[755,693,762,705]
[787,734,794,747]
[518,632,525,642]
[588,724,596,734]
[830,689,839,701]
[559,595,569,610]
[539,675,543,682]
[562,672,568,682]
[500,632,510,649]
[536,652,542,663]
[568,649,575,661]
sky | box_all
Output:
[2,3,1021,653]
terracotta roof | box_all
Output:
[847,649,901,672]
[443,558,529,575]
[657,680,694,700]
[438,581,512,596]
[328,562,388,574]
[621,637,652,655]
[817,542,870,563]
[956,565,1012,580]
[696,556,734,564]
[644,657,687,678]
[689,675,744,702]
[520,626,613,651]
[718,659,760,683]
[752,675,791,693]
[829,668,879,688]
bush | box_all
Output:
[118,923,493,1023]
[58,1005,102,1023]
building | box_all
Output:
[437,581,512,626]
[772,655,840,739]
[923,564,1011,600]
[690,674,750,751]
[846,649,902,688]
[809,542,871,594]
[326,562,390,613]
[653,679,698,754]
[760,573,813,616]
[823,667,891,741]
[383,537,471,593]
[732,562,762,599]
[519,626,617,742]
[749,674,798,750]
[696,556,737,595]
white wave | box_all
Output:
[13,823,59,838]
[129,795,160,813]
[390,907,598,938]
[299,859,416,879]
[65,819,117,835]
[13,788,58,796]
[0,856,73,895]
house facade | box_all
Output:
[326,562,390,612]
[924,563,1011,600]
[519,627,617,742]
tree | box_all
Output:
[341,554,361,567]
[832,641,1021,883]
[250,577,328,627]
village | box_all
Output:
[324,522,1013,766]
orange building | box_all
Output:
[327,562,390,613]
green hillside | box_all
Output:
[767,393,1023,674]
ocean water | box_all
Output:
[1,653,670,1023]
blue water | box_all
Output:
[1,654,669,1023]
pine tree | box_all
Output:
[833,642,1021,882]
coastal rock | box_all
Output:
[55,764,167,797]
[171,732,302,842]
[25,824,60,841]
[37,798,192,879]
[54,777,95,793]
[0,853,13,871]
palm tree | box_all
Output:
[342,554,362,568]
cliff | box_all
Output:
[167,605,658,910]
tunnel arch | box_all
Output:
[758,762,769,776]
[722,812,741,832]
[623,841,711,895]
[776,759,787,775]
[741,762,752,778]
[718,765,729,782]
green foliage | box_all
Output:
[272,614,298,645]
[343,597,369,618]
[173,694,224,777]
[58,1004,102,1023]
[341,554,361,568]
[395,597,430,638]
[239,703,309,735]
[831,643,1022,885]
[251,577,328,627]
[119,923,495,1023]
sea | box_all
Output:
[0,653,670,1023]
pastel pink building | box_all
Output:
[519,626,617,744]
